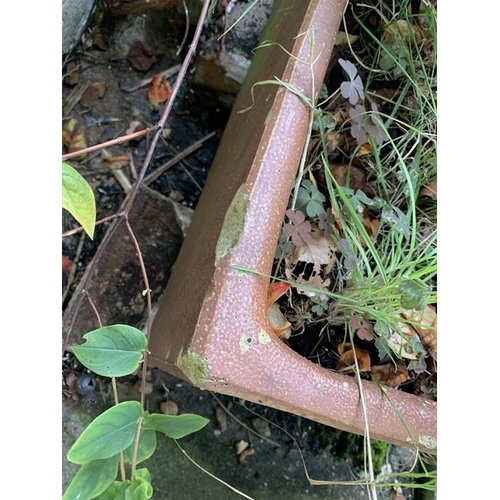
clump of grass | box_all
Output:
[271,0,437,495]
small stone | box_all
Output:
[235,440,249,455]
[252,417,271,438]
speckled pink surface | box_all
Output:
[149,0,437,454]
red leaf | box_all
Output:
[148,75,172,110]
[267,282,291,307]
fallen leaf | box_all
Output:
[402,306,437,360]
[62,255,73,273]
[267,282,291,307]
[372,360,408,387]
[289,227,337,275]
[127,41,158,71]
[293,273,331,297]
[267,303,291,340]
[385,325,423,360]
[335,31,359,46]
[389,485,407,500]
[80,82,106,108]
[420,178,437,199]
[382,19,424,44]
[64,62,79,86]
[360,212,380,245]
[336,343,371,372]
[354,142,373,157]
[62,117,88,157]
[91,27,107,50]
[325,130,345,154]
[329,163,367,192]
[102,153,130,170]
[148,75,172,110]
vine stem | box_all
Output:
[62,0,214,358]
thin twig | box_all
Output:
[62,213,123,239]
[238,401,370,487]
[123,0,213,215]
[123,218,152,407]
[177,0,190,56]
[144,131,216,185]
[211,394,280,447]
[120,64,181,93]
[173,440,256,499]
[62,126,160,161]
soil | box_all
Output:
[62,2,431,498]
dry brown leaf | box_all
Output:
[360,212,380,245]
[91,27,107,50]
[102,154,130,170]
[288,227,337,274]
[267,303,291,340]
[335,31,359,46]
[62,116,88,158]
[386,326,420,360]
[80,82,106,108]
[389,485,407,500]
[336,343,371,372]
[420,178,437,199]
[148,75,172,111]
[328,163,367,192]
[382,20,424,44]
[372,360,408,388]
[325,130,344,154]
[64,62,79,86]
[294,274,331,297]
[127,41,158,71]
[354,142,373,157]
[402,306,437,360]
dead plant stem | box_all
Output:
[62,126,160,161]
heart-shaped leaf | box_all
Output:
[68,401,144,464]
[143,413,209,439]
[62,162,96,239]
[73,324,147,377]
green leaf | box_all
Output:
[296,180,326,218]
[93,482,128,500]
[62,162,96,239]
[63,455,118,500]
[122,429,157,465]
[73,325,147,377]
[67,401,144,464]
[399,280,424,310]
[123,469,153,500]
[143,413,209,439]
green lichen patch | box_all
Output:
[177,347,210,386]
[258,330,272,344]
[215,183,249,267]
[418,434,437,450]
